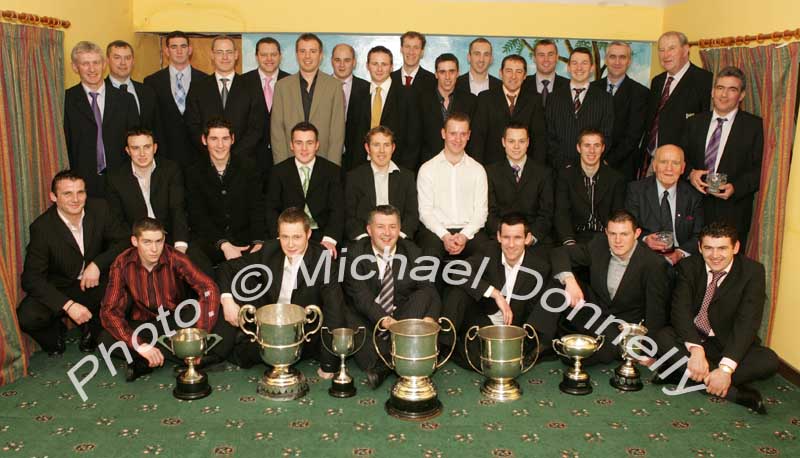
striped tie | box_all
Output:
[300,166,318,228]
[175,72,186,114]
[573,87,585,115]
[704,117,727,171]
[376,255,396,316]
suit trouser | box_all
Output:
[17,280,106,352]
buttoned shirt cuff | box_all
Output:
[220,293,234,301]
[554,272,574,285]
[678,249,690,258]
[460,228,478,240]
[433,227,449,239]
[251,240,264,246]
[355,233,368,240]
[562,239,576,246]
[215,239,229,250]
[484,286,495,298]
[719,357,738,371]
[174,241,188,249]
[400,231,407,239]
[685,342,703,352]
[321,236,337,246]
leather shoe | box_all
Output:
[47,340,66,357]
[366,367,390,390]
[734,384,767,415]
[651,370,684,385]
[78,330,97,353]
[126,360,153,382]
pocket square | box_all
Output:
[685,112,696,119]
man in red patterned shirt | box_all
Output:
[99,217,228,381]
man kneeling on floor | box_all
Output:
[99,217,228,381]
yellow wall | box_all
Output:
[665,0,800,369]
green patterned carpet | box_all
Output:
[1,337,799,458]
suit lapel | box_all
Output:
[52,208,82,255]
[269,249,286,304]
[386,170,399,207]
[612,245,642,305]
[716,113,744,173]
[382,85,398,123]
[593,244,613,305]
[81,208,96,258]
[102,82,115,129]
[646,177,661,223]
[711,257,739,305]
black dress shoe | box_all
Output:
[366,367,390,390]
[78,330,97,353]
[651,370,684,385]
[734,384,767,414]
[126,361,153,382]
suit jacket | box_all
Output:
[671,254,765,364]
[266,157,344,242]
[523,73,570,105]
[551,236,670,331]
[625,176,704,254]
[342,75,371,172]
[105,158,190,244]
[343,238,440,325]
[642,64,713,157]
[591,75,649,180]
[184,154,266,262]
[391,67,437,95]
[271,71,346,165]
[143,66,208,168]
[554,163,626,244]
[344,162,419,240]
[486,159,554,244]
[455,72,502,95]
[20,200,129,312]
[419,88,477,163]
[545,83,614,170]
[238,68,290,178]
[348,81,421,171]
[105,77,163,145]
[64,82,140,197]
[682,110,764,234]
[471,86,547,166]
[185,73,264,162]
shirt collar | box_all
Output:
[502,85,520,98]
[610,242,637,265]
[570,81,590,91]
[371,78,392,94]
[295,157,316,171]
[56,208,85,230]
[121,246,170,270]
[370,160,399,175]
[82,82,106,96]
[131,159,157,178]
[437,150,467,166]
[508,156,527,170]
[469,71,488,83]
[169,65,190,78]
[501,251,525,270]
[258,68,278,81]
[712,108,738,123]
[607,74,626,87]
[284,249,308,270]
[536,73,555,85]
[337,74,353,86]
[215,72,235,83]
[402,66,420,79]
[109,76,133,87]
[706,257,735,276]
[670,60,691,79]
[372,244,398,259]
[656,177,677,197]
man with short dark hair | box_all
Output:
[18,171,128,355]
[652,222,778,414]
[271,33,345,165]
[455,37,501,96]
[105,40,162,140]
[523,39,570,107]
[551,209,670,366]
[391,31,436,94]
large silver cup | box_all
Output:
[610,322,649,391]
[157,328,222,400]
[238,303,323,401]
[552,334,604,395]
[320,327,366,398]
[464,324,539,401]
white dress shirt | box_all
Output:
[82,83,106,118]
[277,253,306,304]
[664,60,691,96]
[704,109,738,172]
[417,151,488,239]
[570,82,590,105]
[372,160,400,206]
[468,71,490,96]
[502,86,521,109]
[295,158,337,246]
[109,76,140,113]
[370,78,392,115]
[57,209,85,279]
[215,72,236,95]
[484,252,525,325]
[685,260,738,370]
[401,66,420,85]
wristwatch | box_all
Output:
[718,364,734,375]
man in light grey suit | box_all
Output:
[271,33,345,165]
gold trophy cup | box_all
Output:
[552,334,605,395]
[610,322,649,391]
[157,328,222,400]
[320,326,367,398]
[464,324,540,401]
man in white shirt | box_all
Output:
[455,37,501,96]
[417,112,489,259]
[390,31,436,94]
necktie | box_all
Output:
[119,83,128,94]
[573,88,586,114]
[507,93,517,114]
[220,78,230,110]
[89,92,107,174]
[263,76,273,112]
[694,270,727,335]
[175,72,186,114]
[647,76,674,153]
[342,80,349,115]
[540,79,550,107]
[300,166,317,226]
[660,190,673,232]
[607,82,615,95]
[704,117,727,171]
[377,255,396,316]
[511,164,521,183]
[404,75,412,87]
[371,86,383,128]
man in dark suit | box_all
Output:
[590,41,649,181]
[652,222,778,414]
[390,31,437,94]
[240,37,290,185]
[64,41,139,197]
[348,46,420,171]
[546,47,614,170]
[331,43,371,173]
[486,123,554,249]
[343,205,441,387]
[345,126,419,241]
[143,31,208,169]
[17,171,128,355]
[455,37,501,96]
[684,66,763,249]
[419,53,477,163]
[552,209,670,365]
[185,35,264,165]
[555,129,626,245]
[626,145,704,264]
[184,118,266,267]
[105,40,162,143]
[471,54,547,165]
[523,39,570,107]
[266,122,344,255]
[218,208,345,376]
[640,31,713,177]
[443,212,559,369]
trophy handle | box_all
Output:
[319,327,335,355]
[372,318,394,370]
[463,325,483,375]
[237,304,262,345]
[303,305,323,342]
[552,339,568,358]
[595,334,605,351]
[521,323,540,374]
[436,316,456,369]
[352,326,367,356]
[156,335,173,353]
[204,333,223,354]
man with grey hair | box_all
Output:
[590,41,649,181]
[639,31,712,178]
[64,40,139,197]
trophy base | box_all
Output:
[174,371,213,400]
[559,376,593,396]
[257,366,309,401]
[481,378,522,402]
[610,372,643,391]
[329,379,356,398]
[385,395,442,421]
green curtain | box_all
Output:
[0,22,69,386]
[700,43,800,340]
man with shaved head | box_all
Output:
[331,43,371,172]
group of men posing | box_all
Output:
[16,28,776,414]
